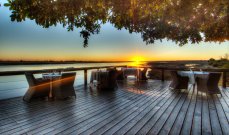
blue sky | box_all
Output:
[0,0,228,61]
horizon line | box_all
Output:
[0,60,209,62]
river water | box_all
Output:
[0,62,131,100]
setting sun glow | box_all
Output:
[129,56,145,67]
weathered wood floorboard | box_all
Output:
[0,80,228,135]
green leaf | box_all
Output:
[4,3,11,7]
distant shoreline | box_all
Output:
[0,61,131,66]
[0,60,207,66]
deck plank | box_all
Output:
[208,94,223,135]
[1,89,133,134]
[216,94,229,123]
[14,89,140,134]
[112,89,170,134]
[0,80,228,135]
[180,87,197,135]
[136,91,182,134]
[191,90,202,135]
[58,83,167,135]
[201,93,212,135]
[169,87,194,135]
[212,95,229,135]
[158,88,193,135]
[148,90,187,135]
[91,84,170,135]
[125,90,178,134]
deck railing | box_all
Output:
[0,65,228,88]
[0,65,127,86]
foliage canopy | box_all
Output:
[5,0,229,47]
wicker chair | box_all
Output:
[169,71,189,90]
[140,68,148,81]
[196,72,221,94]
[23,72,50,102]
[107,69,118,89]
[116,69,124,80]
[52,72,76,99]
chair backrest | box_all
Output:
[60,72,76,87]
[170,71,179,82]
[207,72,221,86]
[142,68,147,73]
[25,72,36,86]
[141,68,148,78]
[108,69,118,83]
[116,70,124,80]
[107,68,117,77]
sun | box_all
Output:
[130,56,145,67]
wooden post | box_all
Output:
[84,69,87,86]
[161,69,164,82]
[222,72,227,88]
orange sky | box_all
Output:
[0,42,228,61]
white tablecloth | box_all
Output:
[42,73,62,79]
[178,71,209,84]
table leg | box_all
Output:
[49,78,53,100]
[193,83,196,91]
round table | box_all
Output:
[42,73,62,99]
[178,71,209,84]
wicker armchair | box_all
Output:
[107,69,118,89]
[169,71,189,90]
[196,72,221,94]
[52,72,76,99]
[116,70,124,80]
[23,72,50,102]
[140,68,148,81]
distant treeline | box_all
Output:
[147,60,208,68]
[208,54,229,68]
[0,61,130,65]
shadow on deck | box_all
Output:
[0,80,228,135]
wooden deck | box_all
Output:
[0,80,228,135]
